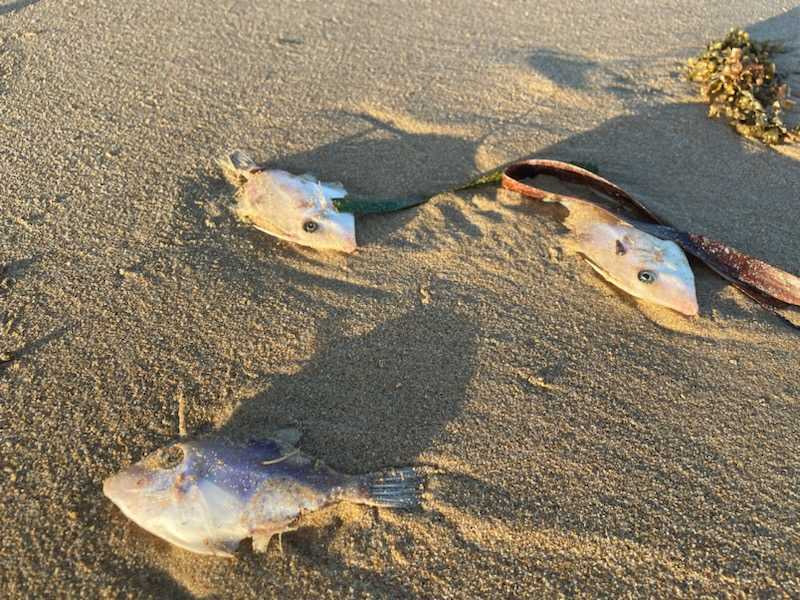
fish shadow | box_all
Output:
[216,302,480,472]
[207,302,481,588]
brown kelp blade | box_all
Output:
[684,233,800,306]
[500,159,800,327]
[501,159,664,224]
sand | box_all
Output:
[1,0,799,597]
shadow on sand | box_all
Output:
[216,302,480,471]
[0,0,41,17]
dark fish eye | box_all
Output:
[154,445,184,470]
[303,220,318,233]
[638,270,657,284]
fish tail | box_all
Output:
[218,150,257,186]
[355,467,425,509]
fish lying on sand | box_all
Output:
[220,151,357,253]
[556,197,699,316]
[103,429,425,557]
[495,159,699,316]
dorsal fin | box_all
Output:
[229,150,258,172]
[219,150,260,186]
[271,426,302,448]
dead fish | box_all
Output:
[103,429,424,557]
[560,198,699,316]
[497,160,702,316]
[219,151,357,253]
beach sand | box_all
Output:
[1,1,799,597]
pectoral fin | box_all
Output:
[271,426,302,448]
[251,522,297,553]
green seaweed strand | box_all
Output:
[450,167,505,191]
[333,162,598,215]
[332,195,429,215]
[332,165,507,215]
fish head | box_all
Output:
[232,168,357,253]
[578,223,699,316]
[103,442,246,556]
[103,443,190,531]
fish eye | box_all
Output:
[638,270,657,284]
[151,445,184,470]
[303,220,318,233]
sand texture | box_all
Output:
[2,1,800,597]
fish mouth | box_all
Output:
[580,255,699,316]
[339,235,358,254]
[581,255,628,292]
[103,471,144,523]
[103,465,155,504]
[669,295,699,317]
[253,218,357,253]
[325,210,357,253]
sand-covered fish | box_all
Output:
[562,199,699,316]
[499,161,699,317]
[220,151,357,253]
[103,429,424,557]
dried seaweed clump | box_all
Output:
[687,29,798,144]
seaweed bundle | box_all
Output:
[687,29,799,145]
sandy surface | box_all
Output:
[2,0,800,597]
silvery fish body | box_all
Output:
[103,432,423,557]
[220,150,357,253]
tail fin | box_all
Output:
[218,150,258,186]
[358,467,425,509]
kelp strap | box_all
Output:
[500,159,660,222]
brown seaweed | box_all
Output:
[687,29,799,145]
